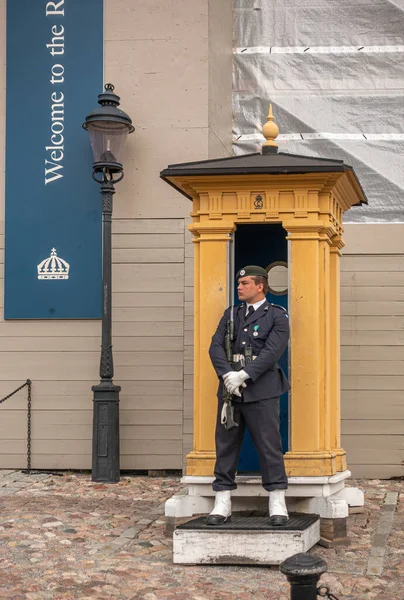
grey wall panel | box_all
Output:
[234,0,404,48]
[233,0,404,222]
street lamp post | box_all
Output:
[83,83,134,483]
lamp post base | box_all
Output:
[92,380,121,483]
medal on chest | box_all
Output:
[253,325,259,337]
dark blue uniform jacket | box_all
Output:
[209,300,290,403]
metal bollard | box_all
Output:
[280,553,327,600]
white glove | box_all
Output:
[223,370,249,396]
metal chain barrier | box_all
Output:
[318,586,340,599]
[0,379,32,472]
[0,379,31,406]
[0,379,31,474]
[0,379,61,476]
[26,379,32,472]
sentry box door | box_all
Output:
[234,224,289,473]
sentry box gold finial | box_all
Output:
[262,104,279,154]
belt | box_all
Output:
[232,354,257,361]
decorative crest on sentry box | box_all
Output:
[37,248,70,280]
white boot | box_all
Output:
[269,489,288,526]
[206,490,232,525]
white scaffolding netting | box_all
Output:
[233,0,404,221]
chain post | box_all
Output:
[280,553,328,600]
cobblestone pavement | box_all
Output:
[0,470,403,599]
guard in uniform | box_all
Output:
[207,265,290,526]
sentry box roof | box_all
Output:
[160,150,368,204]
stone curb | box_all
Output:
[366,491,399,576]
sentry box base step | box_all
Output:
[173,513,320,565]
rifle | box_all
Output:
[221,305,239,431]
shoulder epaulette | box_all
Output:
[269,303,288,313]
[225,304,244,316]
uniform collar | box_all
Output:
[243,299,269,323]
[246,297,266,314]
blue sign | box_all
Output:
[5,0,103,319]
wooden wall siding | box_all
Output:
[1,203,402,478]
[0,0,236,470]
[341,224,404,479]
[0,219,184,470]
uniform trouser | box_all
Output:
[212,397,288,492]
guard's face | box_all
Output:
[237,276,264,304]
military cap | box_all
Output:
[236,265,268,279]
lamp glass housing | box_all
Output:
[87,120,130,169]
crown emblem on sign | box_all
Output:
[37,248,70,280]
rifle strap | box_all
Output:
[221,399,239,431]
[221,401,227,425]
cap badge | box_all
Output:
[240,269,246,276]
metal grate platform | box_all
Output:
[177,512,319,532]
[173,513,321,564]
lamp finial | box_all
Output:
[262,103,279,154]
